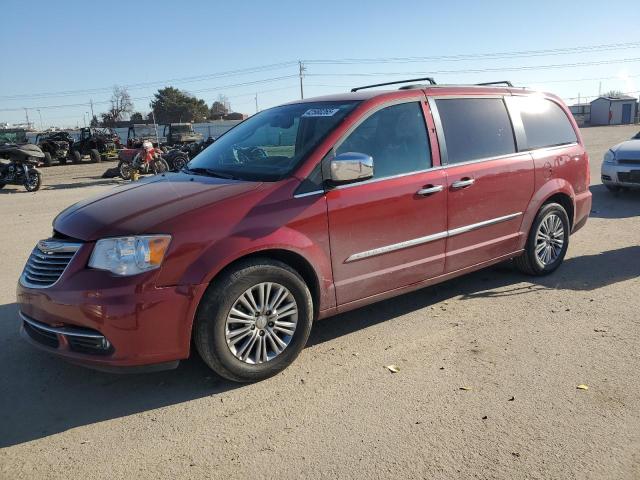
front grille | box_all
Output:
[21,240,82,288]
[23,320,59,348]
[618,172,640,184]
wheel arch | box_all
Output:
[518,179,576,250]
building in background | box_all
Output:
[569,103,591,127]
[589,95,638,125]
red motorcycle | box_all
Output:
[117,141,169,180]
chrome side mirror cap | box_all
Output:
[329,152,374,183]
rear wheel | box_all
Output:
[42,152,52,167]
[90,149,101,163]
[118,160,133,180]
[24,168,42,192]
[71,150,82,164]
[194,258,313,382]
[514,202,569,276]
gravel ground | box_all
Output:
[1,125,639,480]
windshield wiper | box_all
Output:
[182,167,239,180]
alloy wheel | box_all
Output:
[225,282,298,365]
[535,213,565,266]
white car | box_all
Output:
[601,131,640,192]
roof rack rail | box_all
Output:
[476,81,514,87]
[351,77,436,92]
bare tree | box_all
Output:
[109,85,134,122]
[210,94,231,120]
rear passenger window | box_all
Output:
[336,102,431,179]
[514,97,578,150]
[435,98,516,164]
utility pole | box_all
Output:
[598,81,602,97]
[255,93,259,113]
[89,99,95,120]
[37,109,43,130]
[298,61,306,100]
[24,108,30,129]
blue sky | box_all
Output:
[1,0,639,128]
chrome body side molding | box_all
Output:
[345,212,522,263]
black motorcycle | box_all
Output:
[0,144,44,192]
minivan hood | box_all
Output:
[611,140,640,160]
[54,173,261,241]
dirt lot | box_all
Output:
[1,125,639,479]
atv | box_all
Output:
[35,131,73,166]
[163,123,203,155]
[126,124,166,149]
[71,127,121,163]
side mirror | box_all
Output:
[329,152,374,184]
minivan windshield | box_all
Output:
[186,100,360,181]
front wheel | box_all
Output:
[151,158,169,175]
[194,258,314,382]
[71,150,82,164]
[24,168,42,192]
[514,202,569,276]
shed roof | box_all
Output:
[591,95,637,103]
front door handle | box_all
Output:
[417,185,444,196]
[451,178,475,189]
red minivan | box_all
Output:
[17,80,592,382]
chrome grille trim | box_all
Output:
[20,239,82,289]
[20,312,106,339]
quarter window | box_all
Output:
[514,97,578,149]
[435,98,516,164]
[336,102,431,179]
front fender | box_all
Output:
[179,225,335,311]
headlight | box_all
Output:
[89,235,171,276]
[603,150,616,164]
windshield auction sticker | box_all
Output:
[302,108,340,117]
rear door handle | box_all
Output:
[417,185,444,196]
[451,178,475,189]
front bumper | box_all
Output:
[601,162,640,188]
[17,254,208,370]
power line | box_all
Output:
[2,41,639,102]
[306,57,640,77]
[303,41,640,64]
[0,75,299,112]
[0,61,298,101]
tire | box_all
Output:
[194,258,314,382]
[90,149,101,163]
[42,152,52,167]
[0,183,5,189]
[514,202,570,276]
[59,156,67,165]
[605,184,621,193]
[171,154,188,172]
[118,160,133,180]
[151,158,169,175]
[24,168,42,192]
[71,150,82,164]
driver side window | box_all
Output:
[336,102,432,179]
